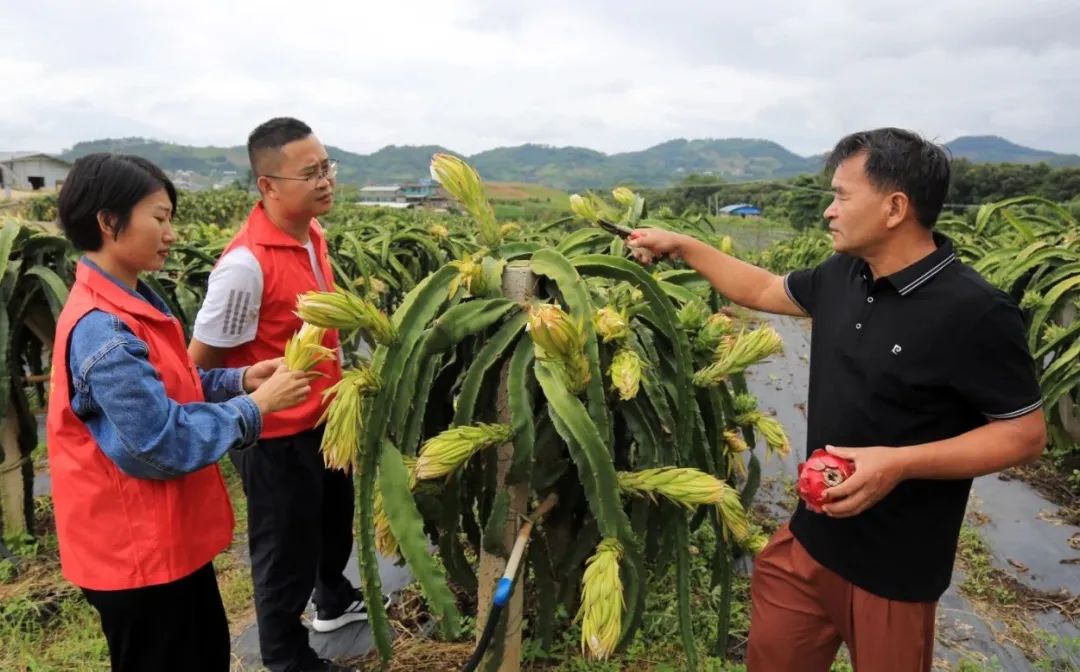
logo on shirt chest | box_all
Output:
[891,344,902,355]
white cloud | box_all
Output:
[2,0,1078,156]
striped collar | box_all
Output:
[860,233,957,297]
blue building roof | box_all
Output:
[719,203,761,215]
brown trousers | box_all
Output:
[747,525,937,672]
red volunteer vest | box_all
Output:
[220,203,342,438]
[46,262,233,590]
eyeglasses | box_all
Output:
[263,159,338,185]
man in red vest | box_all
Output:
[190,118,382,672]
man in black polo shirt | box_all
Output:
[628,127,1046,671]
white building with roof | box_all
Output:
[358,185,406,203]
[0,152,73,191]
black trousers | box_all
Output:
[230,425,356,672]
[82,562,229,672]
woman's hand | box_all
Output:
[242,357,285,393]
[248,364,319,415]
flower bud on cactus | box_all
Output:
[448,254,484,297]
[415,423,513,481]
[527,303,591,394]
[616,467,733,509]
[297,288,397,345]
[732,393,758,417]
[1020,290,1045,311]
[723,430,749,454]
[569,192,619,224]
[732,394,790,458]
[608,347,643,400]
[797,448,856,513]
[569,194,601,223]
[284,323,335,372]
[716,483,751,541]
[448,254,504,299]
[577,538,624,661]
[430,153,500,246]
[611,187,636,207]
[1042,323,1068,345]
[759,415,792,457]
[723,430,750,478]
[694,312,734,353]
[676,297,711,331]
[528,303,580,355]
[318,366,380,472]
[693,326,783,387]
[606,282,645,315]
[593,306,629,343]
[745,529,770,555]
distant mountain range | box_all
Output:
[58,135,1080,191]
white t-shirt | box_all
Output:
[193,241,328,348]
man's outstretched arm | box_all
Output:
[628,228,806,317]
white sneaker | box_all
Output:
[310,592,391,633]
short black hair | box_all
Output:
[247,117,313,176]
[57,153,177,251]
[826,128,951,229]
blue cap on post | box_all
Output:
[493,577,513,607]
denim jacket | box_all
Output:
[67,258,262,480]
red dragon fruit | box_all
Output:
[797,448,856,513]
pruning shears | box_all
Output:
[595,217,634,239]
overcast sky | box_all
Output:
[3,0,1079,157]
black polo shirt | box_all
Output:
[783,233,1042,602]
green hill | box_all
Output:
[944,135,1080,167]
[58,134,1080,191]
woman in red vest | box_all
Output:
[46,153,317,672]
